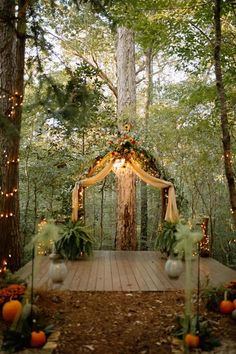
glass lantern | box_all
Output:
[164,254,184,279]
[48,253,67,288]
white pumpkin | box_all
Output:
[231,309,236,320]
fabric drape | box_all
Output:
[72,157,179,223]
[128,158,179,223]
[80,160,114,187]
[72,182,80,222]
[71,160,114,221]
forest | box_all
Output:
[0,0,236,272]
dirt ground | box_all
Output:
[33,290,236,354]
[1,290,236,353]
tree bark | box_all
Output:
[99,178,106,249]
[116,27,137,250]
[140,182,148,249]
[115,167,137,250]
[140,48,153,250]
[116,27,136,128]
[213,0,236,227]
[0,0,26,272]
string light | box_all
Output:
[0,213,15,218]
[0,254,12,273]
[0,258,8,273]
[6,158,20,165]
[1,188,18,197]
[200,220,210,257]
[0,92,23,100]
[0,91,24,119]
[37,240,54,256]
[0,186,18,218]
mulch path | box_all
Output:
[1,290,236,353]
[37,290,236,354]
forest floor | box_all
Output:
[1,290,236,353]
[38,290,236,353]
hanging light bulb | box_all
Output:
[112,158,126,174]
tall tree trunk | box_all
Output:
[33,182,38,234]
[82,130,86,220]
[116,27,137,250]
[140,48,153,250]
[140,182,148,249]
[22,146,31,247]
[213,0,236,227]
[99,178,106,249]
[116,167,136,250]
[0,0,26,272]
[116,28,136,128]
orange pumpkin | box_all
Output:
[219,291,234,314]
[2,299,22,322]
[185,334,200,348]
[31,331,47,348]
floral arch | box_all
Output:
[71,134,179,225]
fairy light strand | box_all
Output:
[0,91,24,119]
[0,188,18,197]
[200,221,210,257]
[0,259,8,273]
[0,91,23,273]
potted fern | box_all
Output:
[55,220,94,260]
[155,221,177,257]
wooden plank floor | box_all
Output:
[16,251,236,291]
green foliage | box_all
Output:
[101,132,166,177]
[2,328,31,353]
[48,63,107,129]
[0,114,19,140]
[201,283,235,312]
[18,0,236,265]
[0,270,25,286]
[30,222,61,248]
[55,220,94,260]
[1,304,54,353]
[155,221,177,256]
[174,315,220,351]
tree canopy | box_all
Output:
[0,0,235,270]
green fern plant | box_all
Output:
[55,220,94,260]
[155,221,177,256]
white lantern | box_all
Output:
[164,255,184,279]
[49,253,67,288]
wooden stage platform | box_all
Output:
[17,251,236,292]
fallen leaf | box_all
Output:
[83,344,95,351]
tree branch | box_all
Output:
[189,21,213,45]
[46,30,117,98]
[74,50,117,98]
[136,65,145,76]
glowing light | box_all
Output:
[113,158,125,171]
[200,220,210,256]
